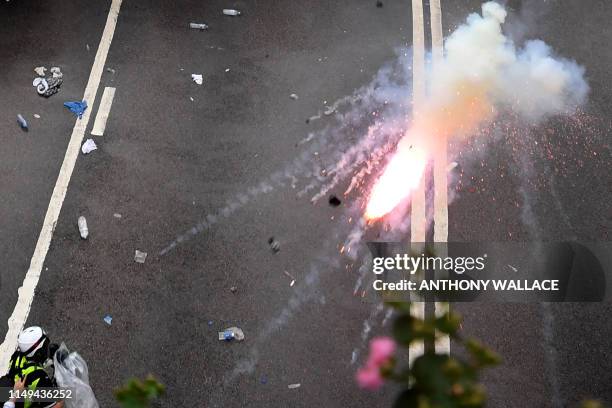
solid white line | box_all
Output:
[430,0,451,356]
[91,87,116,136]
[411,0,426,244]
[409,0,426,368]
[0,0,123,373]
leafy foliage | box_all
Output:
[115,375,165,408]
[385,303,500,408]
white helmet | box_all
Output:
[17,326,47,358]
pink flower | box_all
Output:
[367,337,396,366]
[356,365,384,390]
[356,336,396,391]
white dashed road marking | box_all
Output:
[91,86,117,136]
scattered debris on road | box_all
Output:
[283,270,296,287]
[33,66,63,97]
[328,195,341,207]
[218,327,245,341]
[103,315,112,325]
[189,22,209,30]
[86,44,90,51]
[50,66,62,78]
[134,250,148,264]
[230,286,237,293]
[64,100,88,118]
[225,68,230,72]
[289,93,299,100]
[306,113,321,124]
[260,376,268,384]
[288,383,301,389]
[33,114,40,119]
[81,138,97,154]
[17,114,28,131]
[106,67,116,74]
[113,213,122,218]
[507,264,518,272]
[191,74,203,85]
[207,320,214,327]
[223,9,241,16]
[376,0,383,8]
[33,76,61,97]
[268,237,280,253]
[78,216,89,239]
[34,66,47,76]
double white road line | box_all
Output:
[410,0,450,363]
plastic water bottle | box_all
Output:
[17,114,28,130]
[78,216,89,239]
[189,22,208,30]
[223,9,241,16]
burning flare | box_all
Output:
[365,142,427,220]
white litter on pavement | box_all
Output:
[81,139,97,154]
[50,67,63,78]
[223,9,241,16]
[34,66,47,76]
[134,250,148,263]
[33,114,40,119]
[32,77,49,95]
[191,74,203,85]
[290,93,299,100]
[288,383,301,389]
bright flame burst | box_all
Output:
[365,144,428,220]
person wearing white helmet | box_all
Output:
[0,327,63,408]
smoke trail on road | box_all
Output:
[160,50,414,255]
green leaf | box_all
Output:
[440,357,466,381]
[115,375,165,408]
[434,312,462,337]
[411,353,453,395]
[455,384,486,407]
[465,339,501,368]
[393,389,430,408]
[393,314,416,345]
[580,400,605,408]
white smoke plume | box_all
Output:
[432,1,588,123]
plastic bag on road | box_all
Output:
[53,343,99,408]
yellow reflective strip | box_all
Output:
[21,365,37,376]
[23,377,41,408]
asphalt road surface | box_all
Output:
[1,0,611,407]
